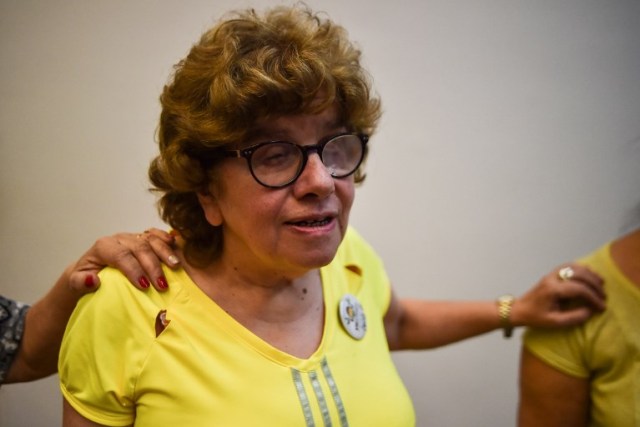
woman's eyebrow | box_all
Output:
[245,129,285,143]
[326,116,346,131]
[243,126,275,142]
[245,115,346,143]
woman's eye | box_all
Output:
[255,144,296,167]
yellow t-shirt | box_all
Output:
[524,243,640,426]
[59,227,415,426]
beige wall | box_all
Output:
[1,1,639,425]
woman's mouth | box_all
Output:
[287,217,333,227]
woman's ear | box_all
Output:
[197,189,224,227]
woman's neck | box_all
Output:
[178,248,326,358]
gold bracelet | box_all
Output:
[497,295,515,339]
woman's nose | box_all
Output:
[292,152,335,198]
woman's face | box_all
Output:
[198,104,356,280]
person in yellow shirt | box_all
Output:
[58,5,606,426]
[519,227,640,427]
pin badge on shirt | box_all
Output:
[155,309,170,337]
[338,293,366,340]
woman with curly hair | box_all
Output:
[59,5,605,426]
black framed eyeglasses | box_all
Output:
[223,133,368,188]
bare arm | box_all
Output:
[384,263,605,350]
[385,295,504,349]
[518,348,589,427]
[63,399,128,427]
[3,229,179,383]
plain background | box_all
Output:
[1,1,639,426]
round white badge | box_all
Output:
[338,294,367,340]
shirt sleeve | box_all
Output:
[523,320,590,379]
[58,268,156,426]
[0,296,30,384]
[522,245,612,380]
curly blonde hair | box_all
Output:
[149,4,381,266]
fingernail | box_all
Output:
[168,255,179,266]
[138,276,151,289]
[84,275,95,288]
[157,276,169,289]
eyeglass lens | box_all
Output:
[250,134,364,187]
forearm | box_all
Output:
[386,262,606,351]
[392,299,503,350]
[4,264,80,383]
